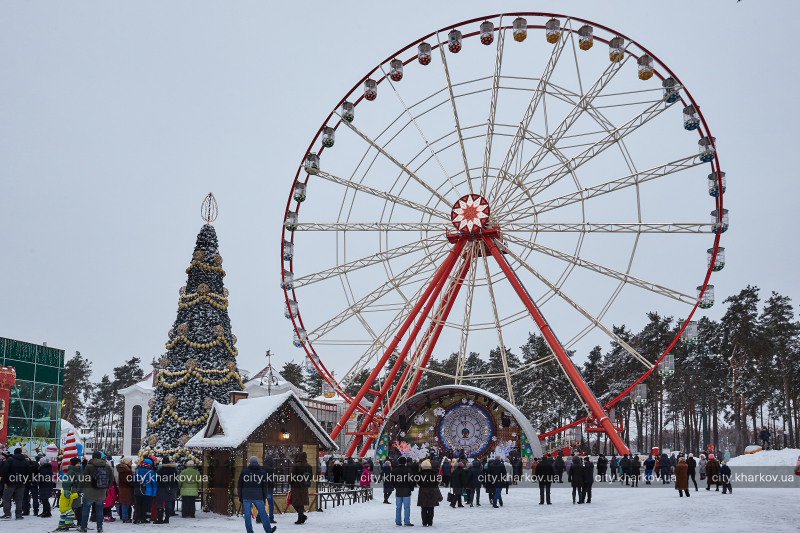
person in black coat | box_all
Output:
[686,454,698,492]
[1,449,29,519]
[630,455,641,487]
[554,454,565,483]
[416,460,442,527]
[36,458,55,518]
[343,458,358,489]
[569,456,585,504]
[381,461,394,504]
[332,460,344,484]
[581,457,594,504]
[536,456,555,505]
[448,461,467,508]
[466,459,482,507]
[485,459,506,508]
[620,454,631,485]
[155,457,179,524]
[596,454,608,482]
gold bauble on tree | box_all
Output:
[197,283,210,295]
[193,250,205,261]
[177,323,189,335]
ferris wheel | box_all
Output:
[280,13,726,457]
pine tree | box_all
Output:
[280,361,307,392]
[302,364,323,398]
[144,223,243,461]
[62,351,93,426]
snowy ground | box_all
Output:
[12,486,799,533]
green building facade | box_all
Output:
[0,337,64,449]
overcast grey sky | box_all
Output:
[1,0,798,381]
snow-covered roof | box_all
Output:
[186,390,337,451]
[244,365,305,398]
[117,372,154,395]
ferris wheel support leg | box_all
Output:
[329,239,465,443]
[387,249,473,411]
[358,253,473,458]
[340,239,467,455]
[482,236,631,456]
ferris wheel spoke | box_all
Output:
[503,222,713,234]
[490,29,570,203]
[480,243,516,403]
[379,66,459,191]
[499,241,654,370]
[338,114,453,205]
[499,97,672,217]
[307,244,448,342]
[505,235,696,305]
[503,154,702,220]
[480,22,506,198]
[294,222,443,232]
[315,170,449,220]
[293,237,441,288]
[494,54,632,208]
[436,34,473,193]
[455,254,478,384]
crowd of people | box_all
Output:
[0,447,201,532]
[3,445,738,532]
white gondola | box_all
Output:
[633,383,648,404]
[321,126,335,148]
[578,24,593,50]
[281,270,294,290]
[418,42,432,65]
[512,17,528,42]
[660,353,675,376]
[698,137,716,163]
[448,29,463,53]
[683,105,700,130]
[681,320,699,343]
[304,153,320,175]
[708,247,725,271]
[697,285,715,309]
[663,77,680,103]
[609,36,625,62]
[284,212,298,231]
[293,328,308,347]
[363,79,377,101]
[293,182,307,202]
[284,299,298,319]
[708,171,725,197]
[712,208,729,234]
[282,240,294,261]
[480,20,494,45]
[545,18,561,44]
[341,101,355,122]
[638,54,654,80]
[389,58,403,81]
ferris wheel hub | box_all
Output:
[450,194,490,234]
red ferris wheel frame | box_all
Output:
[280,12,724,455]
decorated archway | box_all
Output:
[375,385,542,461]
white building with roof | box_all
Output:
[117,371,154,456]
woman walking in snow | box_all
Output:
[674,457,690,497]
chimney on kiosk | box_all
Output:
[229,390,249,405]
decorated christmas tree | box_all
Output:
[143,194,243,461]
